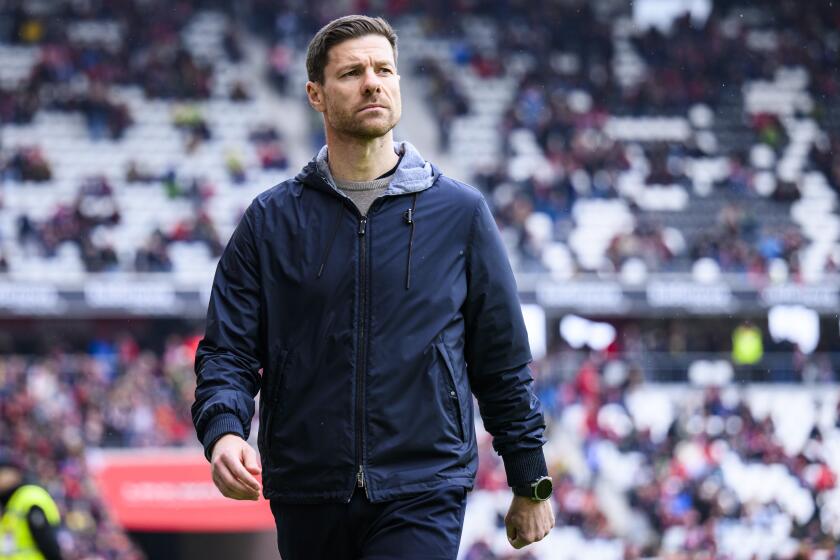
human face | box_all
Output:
[0,466,22,490]
[307,34,401,140]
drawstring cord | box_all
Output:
[403,192,418,290]
[317,200,343,278]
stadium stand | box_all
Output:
[408,1,840,286]
[1,0,839,558]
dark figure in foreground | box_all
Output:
[0,451,63,560]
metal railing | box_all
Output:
[537,351,840,384]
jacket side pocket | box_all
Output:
[435,341,466,443]
[261,348,290,455]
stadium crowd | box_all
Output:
[463,350,839,559]
[2,326,839,558]
[0,0,837,282]
[420,0,840,282]
[0,332,197,559]
[0,0,221,127]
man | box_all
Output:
[192,14,554,559]
[0,452,62,560]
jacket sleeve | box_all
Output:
[28,506,62,560]
[192,201,264,461]
[463,195,548,487]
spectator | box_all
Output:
[172,104,211,153]
[134,229,172,272]
[3,147,52,182]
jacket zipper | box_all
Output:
[355,216,368,496]
[319,173,371,500]
[262,350,289,455]
[436,342,466,442]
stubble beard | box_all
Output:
[327,101,400,140]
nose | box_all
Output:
[361,67,382,95]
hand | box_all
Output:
[210,434,262,501]
[504,495,554,550]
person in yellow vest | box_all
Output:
[732,320,764,366]
[0,451,62,560]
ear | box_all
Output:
[306,81,326,113]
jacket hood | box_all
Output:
[297,140,439,197]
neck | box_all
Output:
[324,129,399,182]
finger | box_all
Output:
[213,465,251,500]
[505,523,516,541]
[516,530,541,545]
[222,476,258,500]
[215,460,259,499]
[212,468,241,499]
[222,452,262,494]
[511,536,529,549]
[242,445,262,476]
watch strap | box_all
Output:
[512,476,552,501]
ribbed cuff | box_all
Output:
[201,413,245,461]
[502,447,548,487]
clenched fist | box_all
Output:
[505,495,554,549]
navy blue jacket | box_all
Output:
[192,141,547,503]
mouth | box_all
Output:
[359,105,386,112]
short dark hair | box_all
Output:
[306,15,398,84]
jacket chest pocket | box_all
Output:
[260,348,290,455]
[434,340,466,443]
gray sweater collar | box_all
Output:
[315,140,436,197]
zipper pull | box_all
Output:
[356,465,365,488]
[358,218,367,236]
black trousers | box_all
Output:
[270,485,468,560]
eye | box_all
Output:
[342,69,360,77]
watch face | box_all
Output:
[534,477,552,500]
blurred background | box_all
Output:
[0,0,839,558]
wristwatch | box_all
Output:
[512,476,553,501]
